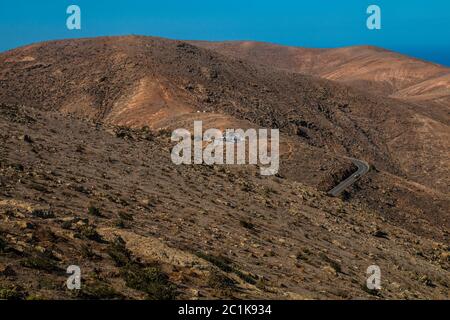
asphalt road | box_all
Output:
[328,158,370,197]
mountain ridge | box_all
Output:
[190,40,450,103]
[0,35,448,237]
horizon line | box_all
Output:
[1,34,449,68]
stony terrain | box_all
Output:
[0,36,449,300]
[191,40,450,102]
[0,104,448,300]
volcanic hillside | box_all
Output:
[0,103,448,300]
[0,35,449,300]
[1,36,449,186]
[0,36,449,238]
[191,41,450,104]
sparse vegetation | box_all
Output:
[296,248,312,261]
[22,134,33,143]
[156,128,172,137]
[107,236,132,267]
[80,244,99,259]
[88,206,102,217]
[21,255,60,272]
[0,234,7,252]
[208,270,237,290]
[79,225,104,243]
[234,270,258,285]
[362,284,382,297]
[0,286,25,300]
[118,211,133,221]
[0,36,449,300]
[76,281,123,300]
[372,230,389,239]
[115,127,135,140]
[196,251,257,285]
[106,237,177,299]
[10,163,24,171]
[239,219,255,230]
[115,219,127,229]
[195,252,234,273]
[241,181,254,192]
[120,264,177,300]
[319,253,342,274]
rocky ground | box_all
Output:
[0,36,448,300]
[0,104,448,300]
[1,37,449,242]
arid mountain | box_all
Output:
[393,72,450,109]
[1,36,448,190]
[190,40,450,103]
[0,36,449,299]
[0,104,448,299]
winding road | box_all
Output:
[328,158,370,197]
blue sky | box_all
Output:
[1,0,449,65]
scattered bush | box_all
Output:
[115,127,134,140]
[362,284,382,297]
[88,206,102,217]
[21,255,60,272]
[22,134,33,143]
[372,230,389,239]
[234,270,257,285]
[80,225,104,243]
[107,237,177,299]
[196,251,258,286]
[241,182,254,192]
[80,244,99,260]
[208,270,237,290]
[319,253,342,274]
[121,264,177,300]
[107,236,132,267]
[156,128,172,137]
[195,252,234,273]
[115,219,127,229]
[76,281,123,300]
[10,163,24,171]
[296,248,312,261]
[118,212,133,221]
[61,220,73,230]
[239,220,255,230]
[0,234,7,252]
[0,286,25,300]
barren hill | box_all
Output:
[0,36,449,299]
[0,104,448,299]
[190,41,450,101]
[1,36,448,191]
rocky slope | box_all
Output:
[190,40,450,101]
[0,104,448,299]
[0,36,449,299]
[1,36,448,236]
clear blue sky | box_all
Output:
[1,0,449,66]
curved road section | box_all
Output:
[328,158,370,197]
